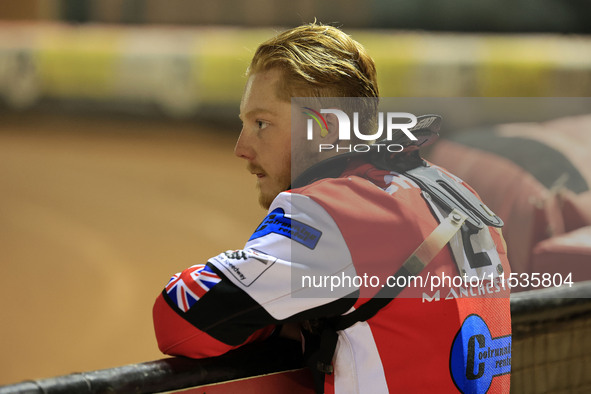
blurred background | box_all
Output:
[1,0,591,387]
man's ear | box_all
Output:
[323,113,340,145]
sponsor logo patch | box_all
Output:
[450,314,511,393]
[210,249,277,287]
[249,208,322,249]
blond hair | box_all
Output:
[248,23,379,100]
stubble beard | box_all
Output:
[257,174,291,210]
[249,159,291,210]
[252,145,320,210]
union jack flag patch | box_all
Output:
[165,264,221,312]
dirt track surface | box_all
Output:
[0,111,265,384]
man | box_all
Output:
[153,23,512,393]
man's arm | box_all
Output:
[152,192,357,359]
[152,263,277,358]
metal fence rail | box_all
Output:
[511,282,591,394]
[0,337,305,394]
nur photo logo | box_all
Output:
[304,108,424,152]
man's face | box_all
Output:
[235,68,292,209]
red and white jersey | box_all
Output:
[153,160,512,393]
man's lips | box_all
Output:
[247,164,266,179]
[249,170,265,178]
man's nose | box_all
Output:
[234,128,254,160]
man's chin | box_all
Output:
[257,182,290,210]
[258,192,274,210]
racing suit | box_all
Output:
[153,158,512,393]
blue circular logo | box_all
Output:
[450,314,511,393]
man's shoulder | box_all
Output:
[290,161,388,195]
[289,173,388,206]
[289,161,480,199]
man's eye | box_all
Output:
[256,120,269,130]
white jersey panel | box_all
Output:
[333,320,389,394]
[208,191,357,320]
